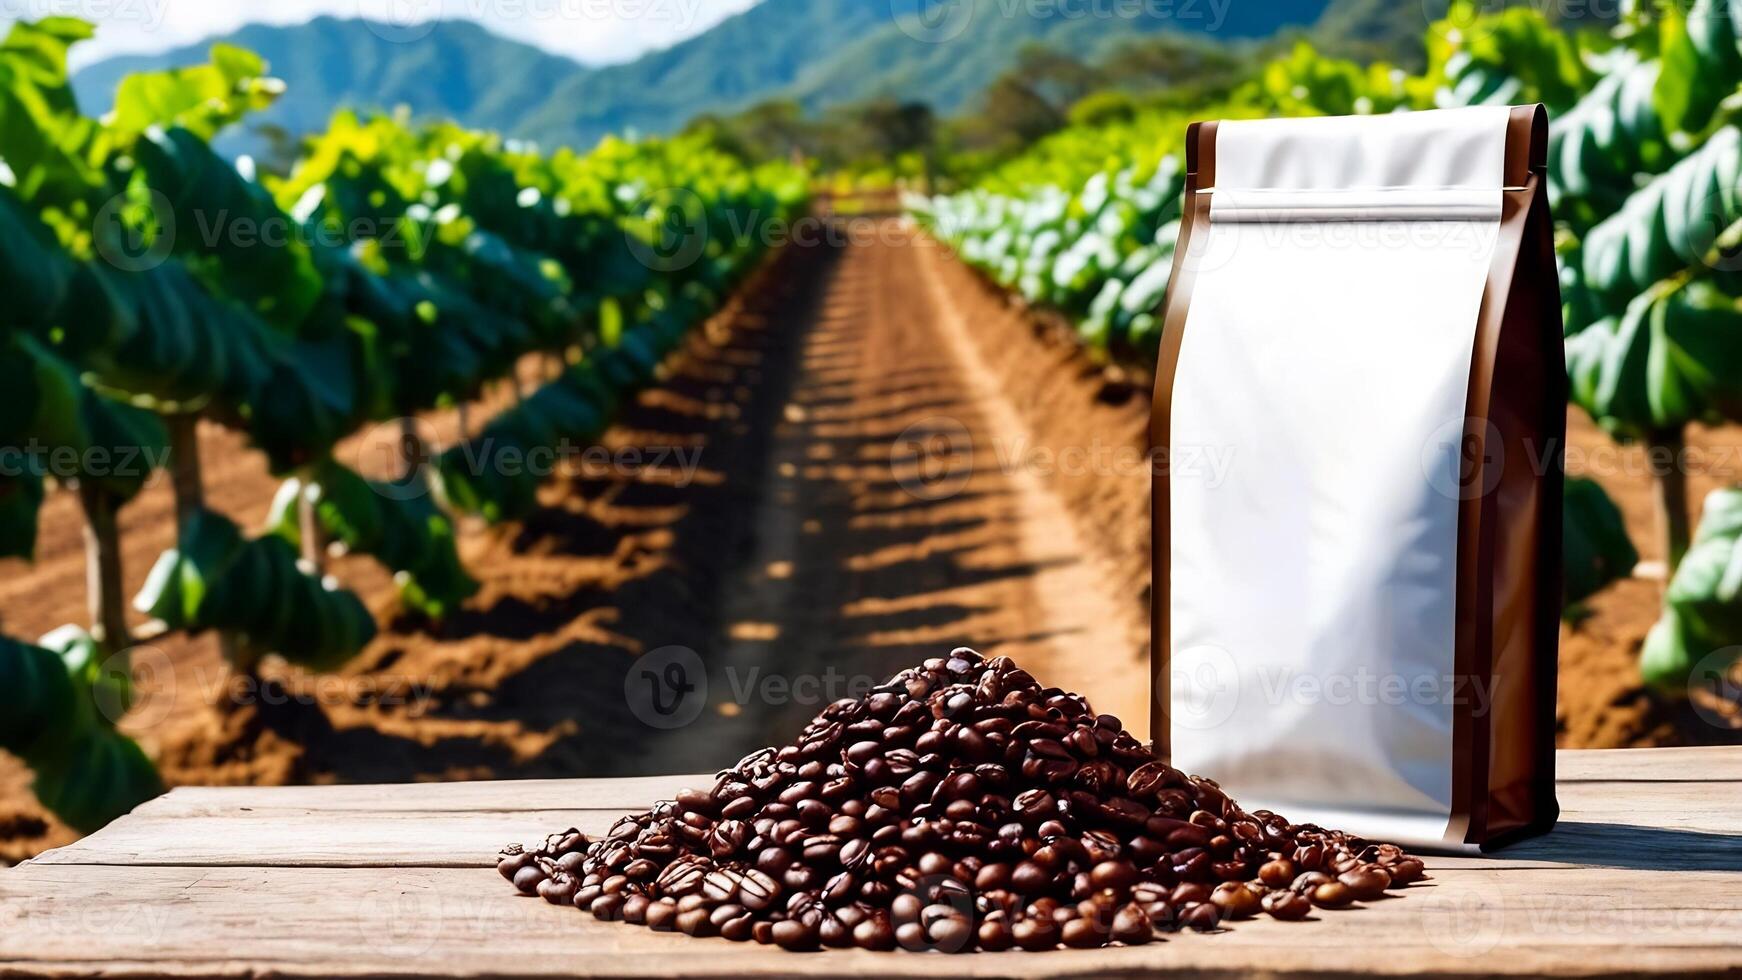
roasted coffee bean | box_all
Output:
[1339,866,1392,901]
[853,916,897,951]
[537,874,578,906]
[510,863,547,895]
[1011,860,1052,894]
[926,912,973,952]
[1089,860,1139,893]
[771,918,819,951]
[500,649,1422,953]
[701,870,739,903]
[1258,858,1296,888]
[720,914,755,942]
[1060,915,1107,949]
[1179,902,1222,931]
[1311,882,1355,909]
[1388,858,1427,886]
[977,917,1015,952]
[1262,890,1312,921]
[1012,916,1061,951]
[1210,882,1261,919]
[818,914,853,949]
[1110,903,1154,944]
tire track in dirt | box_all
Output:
[668,220,1148,767]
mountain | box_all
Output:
[72,0,1339,156]
[72,18,580,159]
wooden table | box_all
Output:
[2,748,1739,978]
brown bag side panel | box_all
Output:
[1463,104,1562,849]
[1150,121,1217,759]
[1479,174,1565,848]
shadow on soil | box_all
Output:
[231,224,1074,785]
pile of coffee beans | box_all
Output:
[499,650,1425,952]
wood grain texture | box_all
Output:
[3,749,1740,978]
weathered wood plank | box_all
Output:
[26,810,616,868]
[108,748,1742,825]
[1,865,1738,979]
[125,774,702,816]
[33,777,1742,871]
[1554,748,1742,783]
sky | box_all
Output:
[2,0,763,70]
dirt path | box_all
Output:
[668,221,1145,766]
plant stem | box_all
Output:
[166,414,203,530]
[1648,427,1691,575]
[167,414,243,667]
[78,481,130,652]
[297,488,324,570]
[399,416,425,482]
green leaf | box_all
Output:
[103,44,281,147]
[1568,282,1742,438]
[28,722,162,833]
[1562,478,1640,608]
[0,633,75,754]
[0,466,44,560]
[1643,488,1742,691]
[135,506,374,668]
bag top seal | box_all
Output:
[1205,107,1518,222]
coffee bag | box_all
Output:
[1151,106,1562,852]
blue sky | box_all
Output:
[3,0,762,69]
